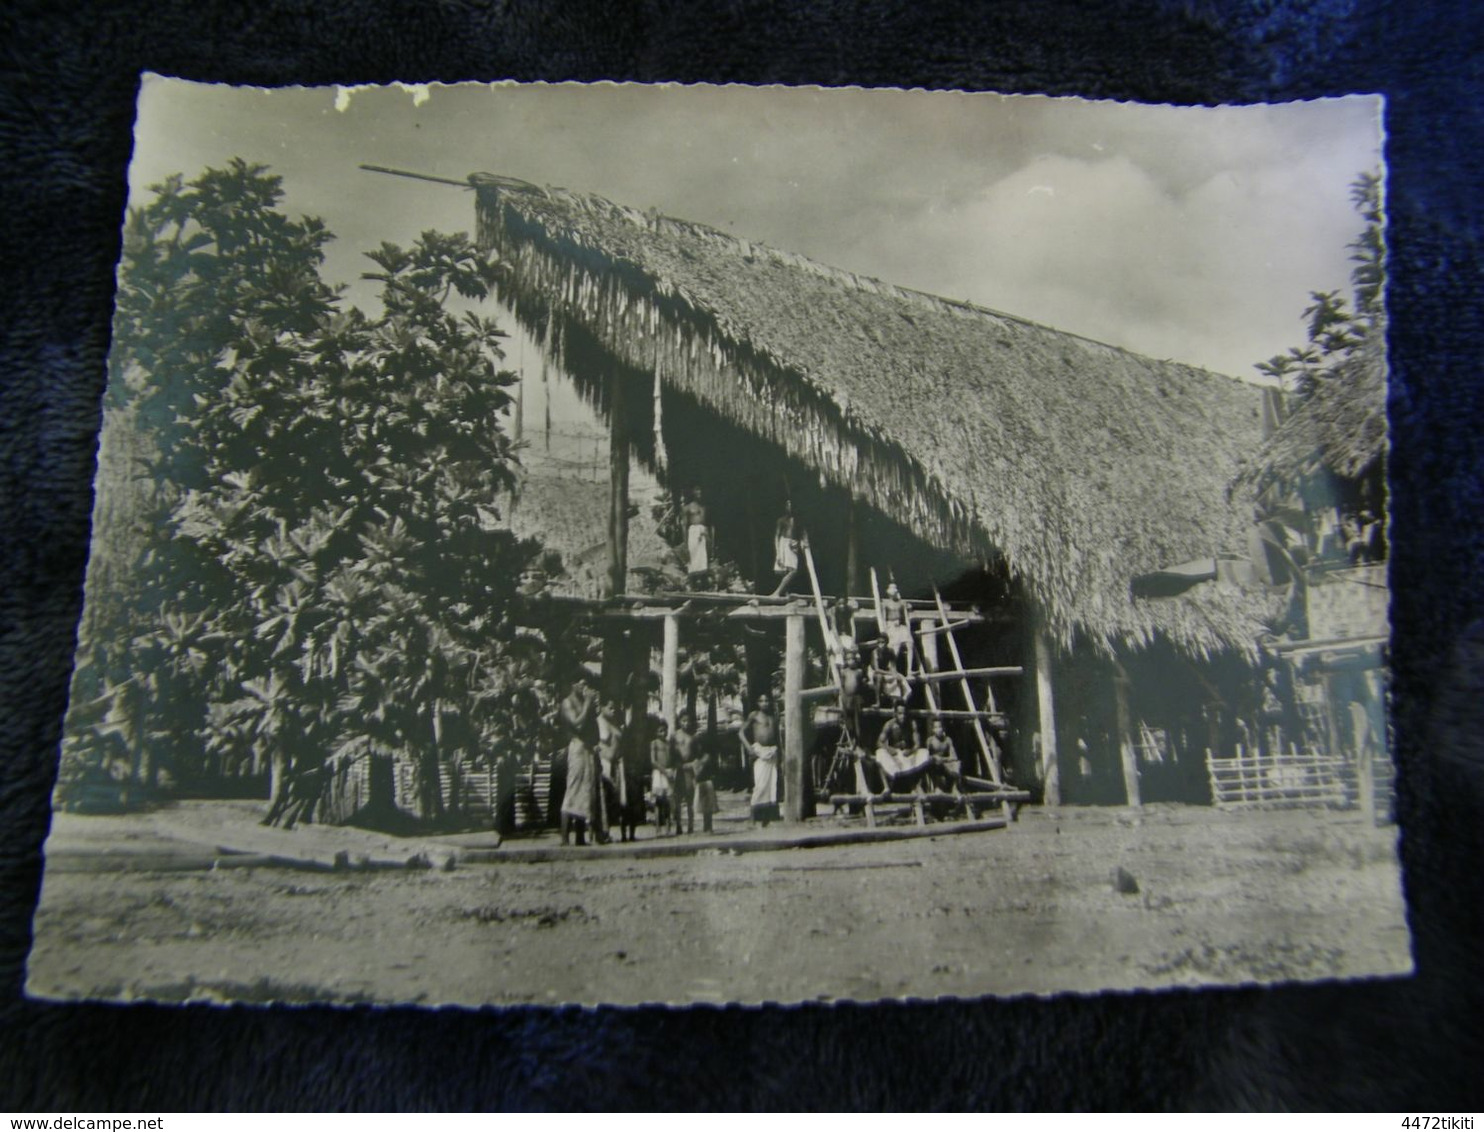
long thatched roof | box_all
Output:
[471,173,1275,658]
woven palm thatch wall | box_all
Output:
[472,174,1275,659]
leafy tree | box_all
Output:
[69,161,548,823]
[66,161,340,796]
[1254,171,1384,401]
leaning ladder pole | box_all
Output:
[933,585,1002,784]
[872,566,938,714]
[872,570,950,784]
[801,542,840,663]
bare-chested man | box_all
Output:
[880,581,915,676]
[769,501,804,596]
[649,720,675,835]
[741,693,781,826]
[671,711,698,834]
[682,489,711,587]
[871,642,911,706]
[875,701,929,792]
[837,646,865,746]
[926,716,963,794]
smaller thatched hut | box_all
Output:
[1230,340,1390,816]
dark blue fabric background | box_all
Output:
[3,0,1482,1110]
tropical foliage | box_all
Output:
[62,161,549,822]
[1254,172,1385,401]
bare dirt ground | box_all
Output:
[27,799,1411,1008]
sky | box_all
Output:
[129,76,1383,384]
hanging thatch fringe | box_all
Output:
[472,175,1278,659]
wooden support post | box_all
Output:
[661,613,680,733]
[605,371,629,599]
[783,613,808,822]
[1032,614,1060,807]
[600,627,628,708]
[919,616,940,674]
[1349,698,1377,825]
[513,364,524,443]
[844,493,860,598]
[931,586,999,782]
[1113,662,1142,808]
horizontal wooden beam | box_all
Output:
[915,618,977,637]
[911,666,1023,684]
[829,792,1031,805]
[853,707,1007,722]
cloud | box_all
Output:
[130,78,1380,379]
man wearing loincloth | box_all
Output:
[926,716,963,794]
[688,735,719,835]
[649,719,675,835]
[769,500,804,596]
[682,488,711,587]
[837,645,865,745]
[741,693,781,826]
[558,674,605,846]
[880,581,915,675]
[871,642,911,706]
[671,711,698,834]
[874,702,929,790]
[597,699,638,843]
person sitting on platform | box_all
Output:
[874,702,930,792]
[741,693,782,826]
[832,595,859,657]
[880,581,916,676]
[769,500,805,597]
[682,488,712,589]
[649,719,676,836]
[926,716,963,794]
[871,642,911,706]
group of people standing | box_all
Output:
[828,587,970,797]
[674,487,806,600]
[555,674,788,846]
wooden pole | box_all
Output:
[844,493,860,598]
[661,614,680,733]
[784,613,808,821]
[931,586,999,782]
[919,616,940,674]
[1349,697,1376,824]
[1113,662,1142,808]
[1032,613,1060,807]
[513,364,524,444]
[605,371,629,599]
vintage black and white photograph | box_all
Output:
[27,77,1404,1008]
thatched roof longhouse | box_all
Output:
[472,174,1275,659]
